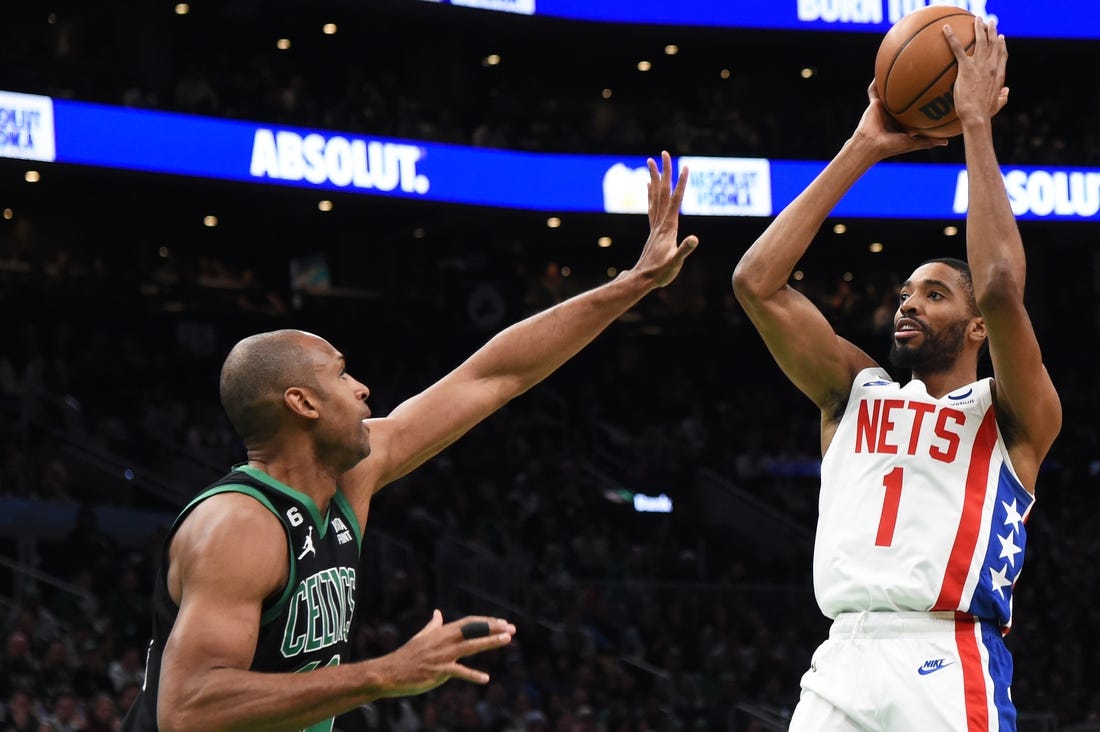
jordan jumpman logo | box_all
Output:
[298,526,316,559]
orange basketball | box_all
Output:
[874,6,977,138]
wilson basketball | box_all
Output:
[874,6,977,138]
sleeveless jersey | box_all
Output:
[120,464,362,732]
[814,368,1033,631]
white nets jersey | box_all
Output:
[815,368,1033,631]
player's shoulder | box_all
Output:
[962,375,997,405]
[177,491,287,548]
[853,366,895,387]
[171,492,289,584]
[172,495,291,599]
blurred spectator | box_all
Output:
[100,564,150,648]
[0,632,39,701]
[83,692,120,732]
[7,598,61,658]
[0,687,41,732]
[57,507,118,588]
[49,570,99,631]
[70,641,113,702]
[38,640,76,703]
[41,688,87,732]
[105,647,144,697]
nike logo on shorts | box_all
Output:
[917,659,954,675]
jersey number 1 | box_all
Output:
[875,467,904,547]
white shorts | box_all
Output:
[787,611,1016,732]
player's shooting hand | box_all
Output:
[855,80,949,158]
[945,17,1009,125]
[372,609,515,698]
[630,150,699,290]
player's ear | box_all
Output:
[968,316,987,346]
[285,387,321,420]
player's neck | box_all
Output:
[245,443,340,511]
[908,364,978,400]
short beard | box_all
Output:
[889,318,969,375]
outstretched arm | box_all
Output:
[945,18,1061,489]
[341,151,699,508]
[157,495,515,732]
[732,83,946,431]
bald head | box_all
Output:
[219,329,326,442]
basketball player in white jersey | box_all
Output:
[732,18,1060,731]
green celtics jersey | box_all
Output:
[120,464,362,732]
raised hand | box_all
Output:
[854,80,950,159]
[944,16,1009,126]
[632,150,700,289]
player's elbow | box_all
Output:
[157,696,207,732]
[731,260,765,305]
[157,705,190,732]
[974,269,1025,314]
[159,709,226,732]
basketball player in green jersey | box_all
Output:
[121,152,699,732]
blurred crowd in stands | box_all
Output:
[2,1,1100,730]
[2,215,1099,729]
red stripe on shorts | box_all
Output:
[933,408,998,610]
[955,617,989,731]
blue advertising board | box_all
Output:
[417,0,1100,39]
[2,90,1097,221]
